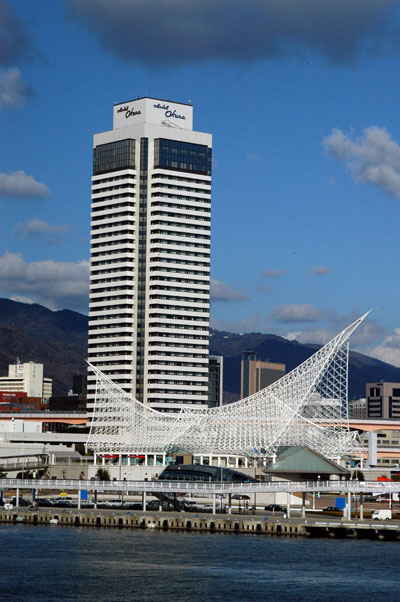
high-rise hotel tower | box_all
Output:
[88,98,212,411]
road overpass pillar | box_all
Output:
[142,491,147,511]
[367,432,377,466]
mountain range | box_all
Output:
[1,298,400,400]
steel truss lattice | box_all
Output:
[87,314,368,459]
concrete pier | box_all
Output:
[2,509,400,540]
[0,509,306,535]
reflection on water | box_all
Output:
[0,525,399,601]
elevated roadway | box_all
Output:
[348,419,400,432]
[2,477,400,496]
[0,414,396,430]
[0,412,87,425]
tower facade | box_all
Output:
[88,98,211,411]
[241,352,285,398]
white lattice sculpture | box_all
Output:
[87,314,368,459]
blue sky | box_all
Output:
[2,0,400,365]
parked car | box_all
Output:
[105,499,125,508]
[12,497,31,507]
[146,500,161,510]
[126,502,143,510]
[265,504,286,512]
[196,504,213,512]
[372,509,392,520]
[323,506,340,512]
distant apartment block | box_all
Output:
[349,398,367,419]
[208,355,223,408]
[241,352,285,398]
[366,382,400,419]
[0,362,52,402]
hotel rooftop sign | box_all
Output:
[113,97,193,131]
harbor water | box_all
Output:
[1,525,400,601]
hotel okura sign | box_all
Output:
[113,98,193,130]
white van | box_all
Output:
[372,509,392,520]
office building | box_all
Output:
[241,352,285,398]
[366,382,400,419]
[88,97,212,411]
[72,374,87,398]
[0,362,52,402]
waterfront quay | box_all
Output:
[2,507,400,541]
[3,477,400,540]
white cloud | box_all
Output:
[323,126,400,198]
[211,279,247,302]
[0,67,33,110]
[13,219,69,244]
[368,328,400,367]
[10,294,34,304]
[284,331,302,341]
[0,170,49,199]
[284,328,334,345]
[0,252,89,312]
[308,266,332,276]
[262,268,289,278]
[270,303,326,323]
[284,314,386,347]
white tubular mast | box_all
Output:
[87,313,369,459]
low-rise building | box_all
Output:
[349,398,367,419]
[0,362,52,402]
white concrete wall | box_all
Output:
[0,420,42,434]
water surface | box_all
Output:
[1,525,399,601]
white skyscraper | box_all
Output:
[88,98,211,411]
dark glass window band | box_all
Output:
[93,139,135,175]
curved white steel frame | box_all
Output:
[87,314,368,459]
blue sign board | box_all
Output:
[80,490,88,501]
[335,497,346,509]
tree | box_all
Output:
[96,468,110,481]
